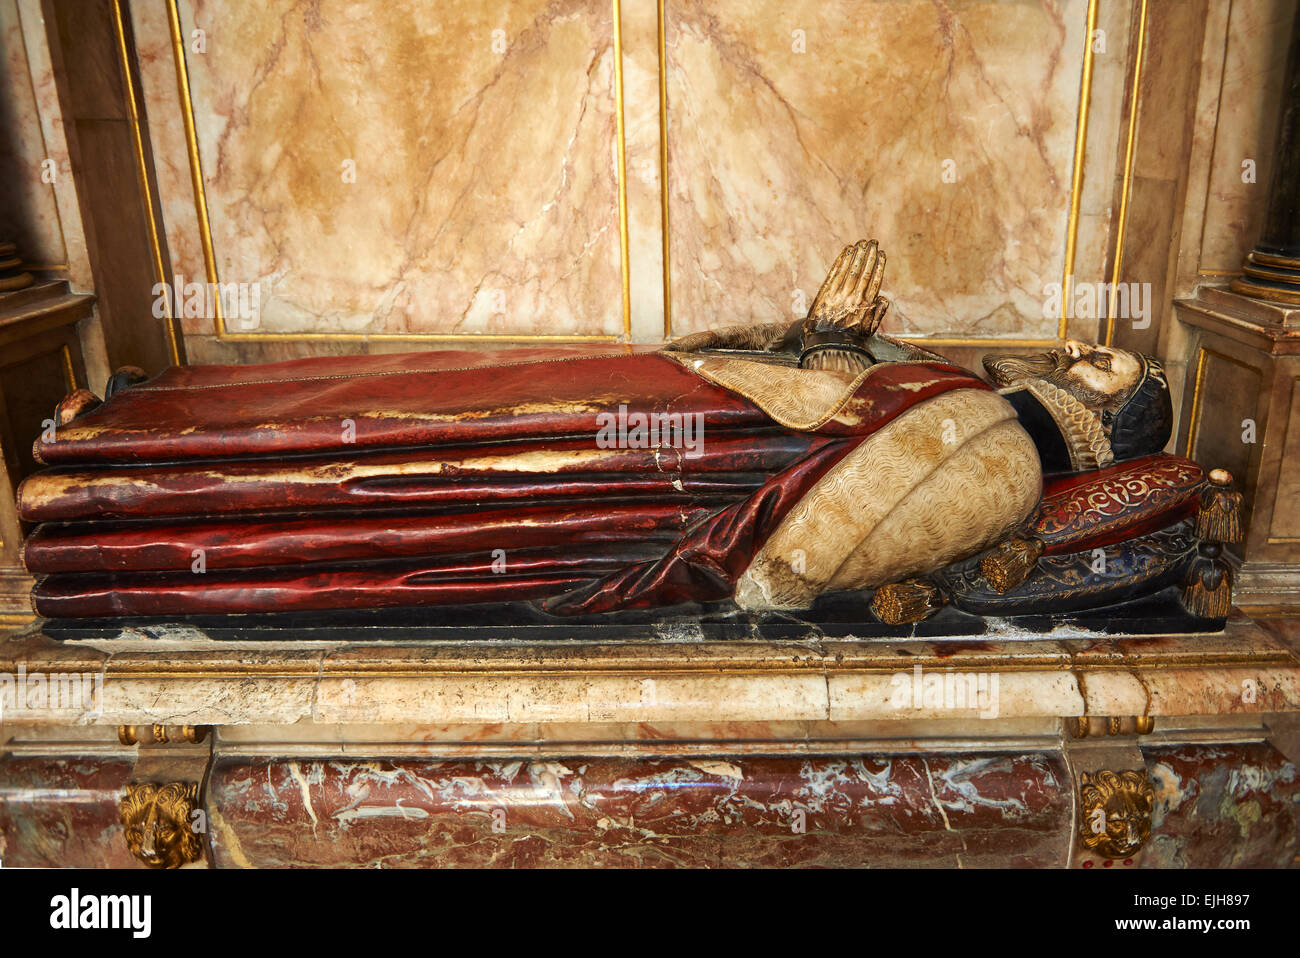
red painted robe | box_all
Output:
[18,346,987,618]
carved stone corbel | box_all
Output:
[1065,731,1154,867]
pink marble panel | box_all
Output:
[153,0,625,339]
[662,0,1090,340]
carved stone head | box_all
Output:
[119,781,203,869]
[984,340,1173,460]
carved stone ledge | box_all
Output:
[2,616,1297,728]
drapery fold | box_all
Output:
[19,347,989,618]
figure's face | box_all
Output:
[1052,340,1143,408]
[984,339,1143,413]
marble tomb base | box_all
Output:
[1,612,1298,868]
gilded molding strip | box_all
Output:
[17,653,1297,681]
[164,0,627,344]
[1059,0,1099,338]
[59,343,76,391]
[1183,346,1209,456]
[900,337,1059,349]
[12,635,1292,680]
[115,0,183,367]
[1106,0,1148,346]
[214,737,1066,760]
[658,0,672,338]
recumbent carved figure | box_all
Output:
[17,240,1240,631]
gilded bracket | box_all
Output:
[1071,715,1155,738]
[118,724,210,746]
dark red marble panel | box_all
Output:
[0,754,138,868]
[207,752,1071,868]
[1140,742,1299,868]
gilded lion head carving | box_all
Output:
[1079,769,1155,860]
[118,781,203,869]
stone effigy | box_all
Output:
[16,241,1240,631]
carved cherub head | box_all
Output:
[119,781,203,869]
[984,339,1173,460]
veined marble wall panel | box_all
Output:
[1196,0,1296,275]
[129,0,1149,352]
[141,0,626,340]
[0,0,67,269]
[662,0,1092,340]
[131,0,205,335]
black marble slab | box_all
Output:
[40,586,1222,642]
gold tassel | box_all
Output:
[979,537,1043,593]
[1182,554,1233,618]
[872,578,947,625]
[1196,469,1243,544]
[1183,574,1232,618]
